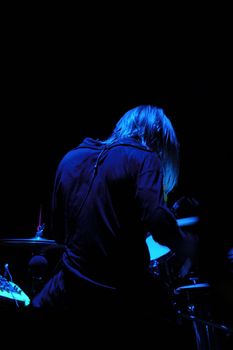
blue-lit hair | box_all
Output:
[102,105,180,194]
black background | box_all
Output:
[0,6,231,243]
[0,8,232,347]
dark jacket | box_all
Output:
[50,137,181,292]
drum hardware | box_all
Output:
[0,263,30,307]
[27,255,49,297]
[174,281,233,349]
[0,219,58,250]
[179,312,233,333]
[0,275,30,307]
[149,251,177,288]
[174,281,210,294]
[146,213,200,281]
[0,237,57,247]
[177,311,233,350]
[34,222,45,238]
[0,228,64,299]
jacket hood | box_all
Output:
[77,137,152,152]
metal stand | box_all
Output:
[174,282,233,350]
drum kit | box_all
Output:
[0,213,232,348]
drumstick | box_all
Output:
[176,216,199,227]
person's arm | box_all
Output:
[135,154,198,258]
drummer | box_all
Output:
[31,105,198,343]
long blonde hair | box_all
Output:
[102,105,180,194]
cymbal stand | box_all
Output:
[174,281,233,350]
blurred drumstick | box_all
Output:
[177,216,199,227]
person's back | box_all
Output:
[49,136,175,315]
[60,139,162,284]
[31,105,194,335]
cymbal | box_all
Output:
[174,282,210,295]
[0,237,57,247]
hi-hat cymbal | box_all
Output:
[174,282,210,295]
[0,237,57,247]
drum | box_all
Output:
[146,234,196,290]
[146,234,171,260]
[146,234,178,289]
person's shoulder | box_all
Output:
[57,137,102,169]
[110,138,162,170]
[59,138,92,160]
[56,144,83,172]
[58,148,79,165]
